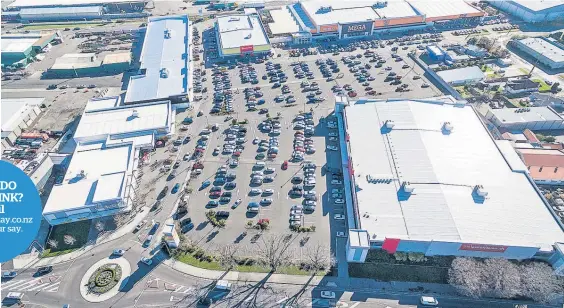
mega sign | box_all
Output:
[459,243,508,253]
[240,45,254,53]
[342,21,373,35]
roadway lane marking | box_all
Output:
[26,282,52,291]
[2,279,39,290]
[42,282,61,292]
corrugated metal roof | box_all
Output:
[217,14,270,49]
[437,66,485,83]
[20,6,102,15]
[408,0,482,18]
[125,14,190,103]
[510,0,564,12]
[300,0,379,26]
[489,106,564,124]
[8,0,143,8]
[345,97,564,249]
[517,37,564,63]
[1,37,37,53]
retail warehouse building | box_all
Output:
[125,14,193,105]
[487,0,564,23]
[512,37,564,70]
[334,96,564,274]
[215,14,272,58]
[42,96,173,225]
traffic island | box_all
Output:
[80,257,131,303]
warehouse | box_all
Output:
[512,37,564,70]
[487,0,564,23]
[1,98,44,149]
[19,6,104,22]
[290,0,483,39]
[47,53,102,76]
[335,95,564,264]
[43,97,173,225]
[6,0,146,10]
[485,106,564,131]
[215,14,272,57]
[436,66,485,85]
[125,14,193,105]
[1,32,59,68]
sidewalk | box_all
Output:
[11,205,151,270]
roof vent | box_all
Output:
[402,181,414,193]
[245,33,252,39]
[164,28,172,39]
[79,170,87,179]
[160,68,169,78]
[131,109,139,118]
[385,120,395,129]
[443,121,453,132]
[474,185,488,197]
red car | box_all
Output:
[193,162,204,169]
[294,131,304,136]
[348,91,357,97]
[295,147,305,152]
[282,160,288,170]
[233,151,241,157]
[210,191,221,197]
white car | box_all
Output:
[253,137,259,144]
[290,214,302,221]
[331,180,343,185]
[420,296,438,306]
[328,132,338,137]
[249,189,262,195]
[263,189,274,195]
[329,137,338,142]
[334,214,345,220]
[320,291,336,299]
[336,231,346,237]
[334,199,344,204]
[112,249,125,256]
[305,200,317,206]
[140,257,153,266]
[1,271,17,278]
[331,188,343,194]
[260,198,273,205]
[265,167,276,173]
[327,145,338,151]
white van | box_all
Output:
[5,292,24,301]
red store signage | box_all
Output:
[459,243,508,253]
[240,45,254,53]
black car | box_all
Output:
[216,211,230,218]
[36,266,53,276]
[158,186,169,199]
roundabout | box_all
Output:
[80,256,131,303]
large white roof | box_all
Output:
[217,14,270,49]
[489,106,564,124]
[517,37,564,63]
[408,0,482,18]
[1,37,37,53]
[43,143,132,213]
[74,100,171,140]
[300,0,379,26]
[510,0,564,12]
[125,15,190,103]
[1,98,44,134]
[269,7,300,35]
[8,0,144,8]
[345,97,564,249]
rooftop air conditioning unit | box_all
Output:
[160,68,169,78]
[131,109,139,118]
[443,121,453,132]
[402,181,414,193]
[79,170,87,179]
[245,33,252,39]
[474,185,488,197]
[385,120,395,129]
[164,29,171,39]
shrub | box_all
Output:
[408,252,426,263]
[231,119,237,125]
[310,225,316,232]
[394,252,408,262]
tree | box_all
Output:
[255,234,295,272]
[448,257,486,298]
[113,214,128,227]
[467,37,478,45]
[303,243,335,274]
[520,262,562,303]
[482,258,520,299]
[545,136,556,143]
[95,221,105,233]
[551,82,561,93]
[63,235,76,246]
[216,244,240,271]
[47,239,59,249]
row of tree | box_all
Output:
[448,257,564,303]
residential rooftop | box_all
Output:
[125,14,190,103]
[217,14,270,49]
[437,66,485,83]
[344,97,564,250]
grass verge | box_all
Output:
[532,78,551,92]
[42,220,90,258]
[174,253,311,275]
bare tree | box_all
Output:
[112,214,128,227]
[448,257,486,298]
[216,244,241,271]
[482,258,520,299]
[520,262,562,303]
[303,242,335,274]
[255,234,295,272]
[47,239,59,249]
[95,221,105,233]
[63,235,76,246]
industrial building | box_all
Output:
[124,14,193,105]
[46,52,130,77]
[43,96,173,225]
[4,0,147,22]
[1,98,44,149]
[488,0,564,23]
[215,14,271,57]
[1,32,59,68]
[436,66,485,85]
[334,96,564,269]
[512,37,564,70]
[516,147,564,185]
[287,0,484,41]
[485,106,564,131]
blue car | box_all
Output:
[201,180,211,189]
[171,183,180,194]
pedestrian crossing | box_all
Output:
[1,277,61,293]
